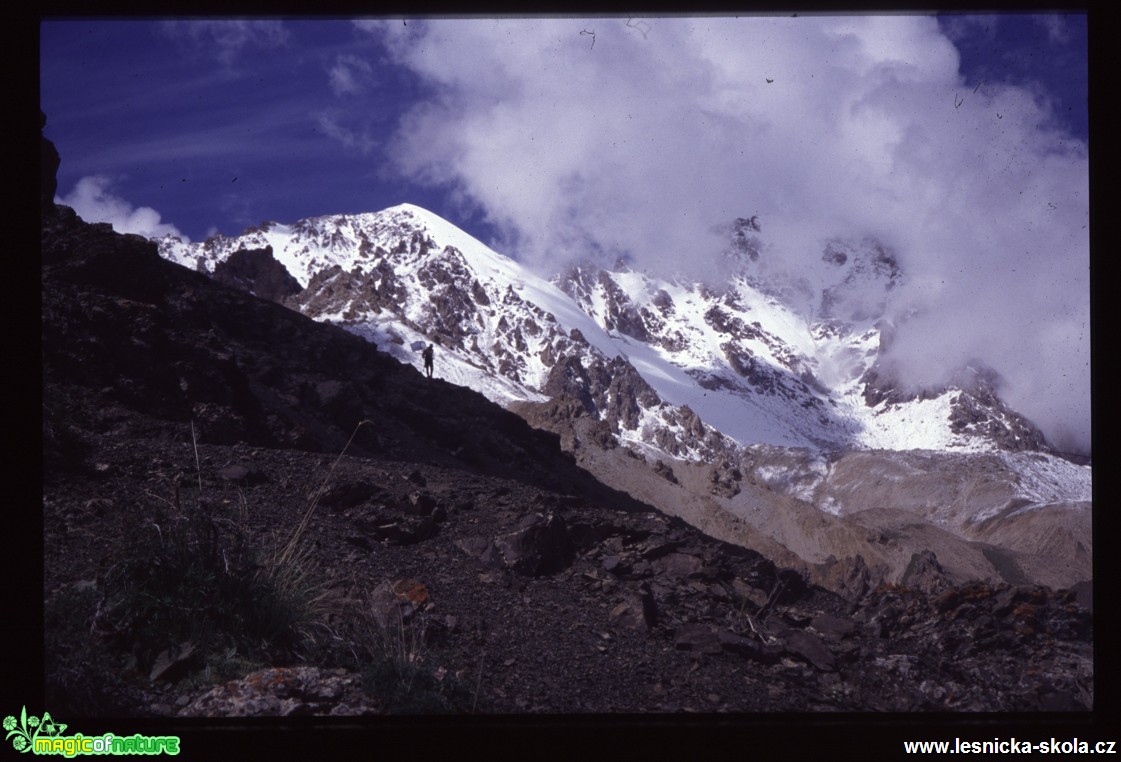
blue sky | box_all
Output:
[40,20,453,241]
[39,15,1091,453]
[40,15,1087,247]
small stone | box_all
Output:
[674,623,722,655]
[718,632,781,664]
[810,613,857,640]
[781,629,836,672]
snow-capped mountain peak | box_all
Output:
[155,203,1055,461]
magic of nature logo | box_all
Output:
[4,707,179,756]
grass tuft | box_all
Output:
[44,418,479,715]
[45,420,359,714]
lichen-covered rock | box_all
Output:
[178,667,373,717]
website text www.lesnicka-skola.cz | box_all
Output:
[903,738,1116,755]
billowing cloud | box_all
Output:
[59,176,189,241]
[357,16,1089,454]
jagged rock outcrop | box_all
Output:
[212,246,302,303]
[818,238,901,322]
[41,110,60,214]
[861,359,1049,453]
[541,353,662,435]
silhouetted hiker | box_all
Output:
[422,343,434,379]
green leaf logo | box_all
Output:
[3,707,60,753]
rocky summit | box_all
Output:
[42,203,1092,726]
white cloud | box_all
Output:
[329,54,375,96]
[59,176,189,241]
[160,20,289,65]
[360,16,1090,453]
[315,112,377,155]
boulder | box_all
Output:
[653,552,705,579]
[718,632,782,663]
[780,629,836,671]
[609,585,657,631]
[368,578,430,629]
[494,513,574,576]
[454,536,506,570]
[674,623,722,655]
[809,613,856,641]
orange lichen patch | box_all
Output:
[1012,603,1038,621]
[962,584,993,602]
[392,579,430,607]
[245,667,299,691]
